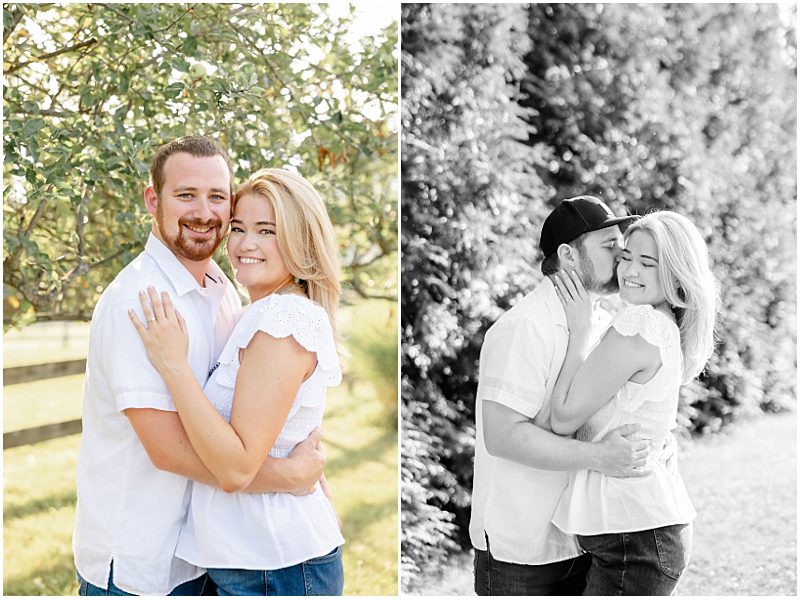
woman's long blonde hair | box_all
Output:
[234,168,343,354]
[624,211,720,383]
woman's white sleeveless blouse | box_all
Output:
[175,294,345,569]
[552,304,696,535]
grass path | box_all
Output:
[408,410,797,596]
[677,410,796,596]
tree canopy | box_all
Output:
[4,3,398,328]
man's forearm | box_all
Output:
[483,400,650,478]
[165,448,298,493]
[488,418,598,471]
[126,407,298,493]
[483,400,600,472]
[244,457,300,493]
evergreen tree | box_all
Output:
[400,2,542,586]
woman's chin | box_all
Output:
[619,289,641,304]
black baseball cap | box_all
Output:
[539,196,636,258]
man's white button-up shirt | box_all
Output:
[469,277,611,565]
[73,233,241,595]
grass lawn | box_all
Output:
[677,410,797,596]
[3,375,85,432]
[3,321,91,368]
[406,410,797,596]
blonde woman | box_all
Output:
[129,168,345,596]
[537,211,719,595]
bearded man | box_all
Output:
[470,196,654,595]
[73,136,325,596]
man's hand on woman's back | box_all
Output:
[593,424,653,478]
[284,426,327,495]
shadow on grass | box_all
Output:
[323,427,398,475]
[326,380,398,428]
[4,489,77,521]
[3,552,77,596]
[340,495,398,539]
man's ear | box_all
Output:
[556,243,578,268]
[144,186,158,217]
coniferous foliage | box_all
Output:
[400,2,546,587]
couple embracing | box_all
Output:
[73,136,345,596]
[471,196,719,595]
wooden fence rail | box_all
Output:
[3,359,356,450]
[4,359,86,386]
[4,419,83,450]
[4,359,86,449]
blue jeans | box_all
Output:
[77,561,211,596]
[207,546,344,596]
[474,533,591,595]
[578,523,692,595]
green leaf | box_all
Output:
[162,82,185,100]
[3,232,21,254]
[22,117,45,137]
[182,36,199,57]
[131,157,149,174]
[171,56,190,73]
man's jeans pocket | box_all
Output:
[654,523,692,580]
[302,545,344,596]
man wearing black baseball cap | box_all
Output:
[470,196,645,595]
[539,195,636,293]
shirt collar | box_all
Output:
[541,275,606,331]
[541,276,568,329]
[144,233,227,297]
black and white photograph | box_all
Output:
[401,3,796,596]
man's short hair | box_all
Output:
[149,135,234,198]
[540,232,587,276]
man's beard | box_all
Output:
[578,247,620,295]
[156,205,224,262]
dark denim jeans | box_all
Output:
[77,561,211,596]
[206,546,344,596]
[578,523,692,596]
[474,534,591,596]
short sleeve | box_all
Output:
[100,298,176,413]
[477,316,557,419]
[611,304,681,370]
[215,294,342,391]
